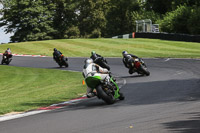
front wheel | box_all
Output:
[1,59,4,65]
[118,92,125,100]
[61,58,68,67]
[64,61,68,67]
[96,85,115,104]
[6,61,10,65]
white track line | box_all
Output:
[0,110,49,122]
[0,96,87,122]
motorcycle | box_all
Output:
[1,52,12,65]
[93,57,110,70]
[129,58,150,76]
[84,74,124,104]
[54,54,68,67]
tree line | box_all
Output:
[0,0,200,42]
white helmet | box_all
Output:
[122,51,128,56]
[85,58,93,65]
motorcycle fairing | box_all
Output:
[85,76,101,89]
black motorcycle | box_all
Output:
[1,53,12,65]
[93,57,110,70]
[54,54,68,67]
[127,58,150,76]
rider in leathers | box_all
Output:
[83,58,111,98]
[90,51,102,61]
[122,51,143,74]
[53,48,62,62]
[3,48,12,59]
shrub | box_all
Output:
[64,26,80,39]
[159,5,191,34]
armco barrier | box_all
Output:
[112,32,200,43]
[134,32,200,43]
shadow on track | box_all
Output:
[163,112,200,133]
[47,78,200,111]
[120,74,146,78]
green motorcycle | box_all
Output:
[85,75,124,104]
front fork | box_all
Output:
[110,77,120,99]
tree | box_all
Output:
[158,5,191,34]
[53,0,80,39]
[0,0,56,42]
[144,0,172,14]
[171,0,200,10]
[105,0,140,37]
[78,0,110,38]
[187,6,200,35]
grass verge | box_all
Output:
[0,65,85,115]
[0,38,200,58]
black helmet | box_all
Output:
[7,48,10,50]
[54,48,57,51]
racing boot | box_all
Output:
[87,92,95,98]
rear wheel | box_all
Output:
[96,85,115,104]
[101,62,110,70]
[140,65,150,76]
[58,62,62,67]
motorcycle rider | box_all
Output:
[90,51,110,70]
[53,48,62,62]
[122,51,143,74]
[90,51,103,62]
[3,48,12,59]
[82,58,112,98]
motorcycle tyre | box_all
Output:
[58,62,62,68]
[1,59,4,65]
[64,61,69,67]
[96,85,115,104]
[140,65,150,76]
[6,61,10,65]
[118,92,125,100]
[101,62,110,71]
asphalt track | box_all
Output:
[0,56,200,133]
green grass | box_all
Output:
[0,65,85,115]
[0,38,200,58]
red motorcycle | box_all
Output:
[129,58,150,76]
[54,54,68,67]
[1,52,12,65]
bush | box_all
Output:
[64,26,80,39]
[158,5,191,34]
[89,28,101,38]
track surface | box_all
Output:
[0,56,200,133]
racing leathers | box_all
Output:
[82,63,110,98]
[122,54,139,74]
[90,53,103,63]
[3,49,12,59]
[53,50,62,62]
